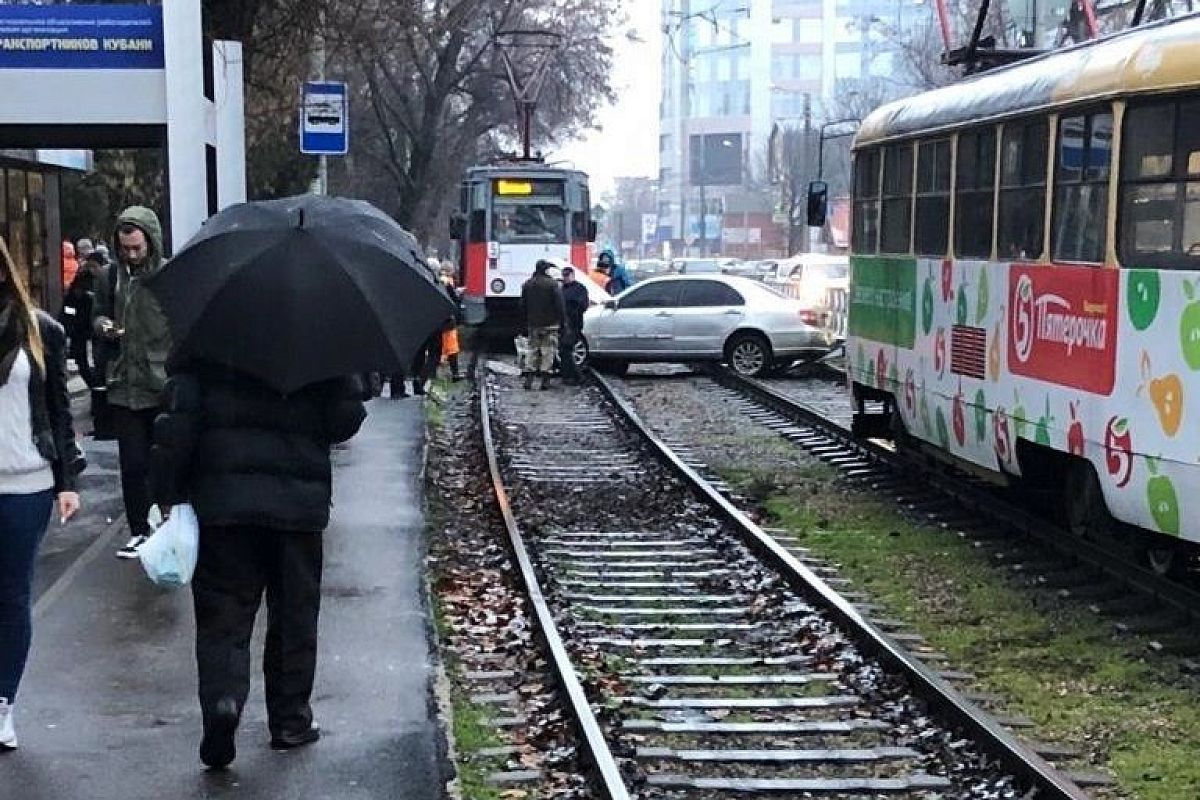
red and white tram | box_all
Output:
[451,164,595,326]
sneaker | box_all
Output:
[116,535,148,560]
[0,698,16,751]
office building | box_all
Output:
[657,0,925,256]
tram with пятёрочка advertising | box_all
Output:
[838,14,1200,575]
[450,164,596,328]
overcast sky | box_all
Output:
[556,1,661,198]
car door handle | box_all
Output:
[655,311,673,317]
[723,309,742,315]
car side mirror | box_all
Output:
[588,220,598,242]
[604,299,617,310]
[806,181,828,228]
[449,214,465,240]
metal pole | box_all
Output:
[699,142,707,256]
[679,0,690,257]
[311,9,328,195]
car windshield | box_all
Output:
[492,203,567,243]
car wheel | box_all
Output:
[573,337,589,368]
[726,333,772,377]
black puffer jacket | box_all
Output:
[521,272,565,329]
[151,363,366,532]
[30,312,85,492]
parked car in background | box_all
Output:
[676,261,739,280]
[764,253,849,337]
[581,275,829,377]
[731,260,777,280]
[630,258,668,281]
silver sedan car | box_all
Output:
[581,275,829,376]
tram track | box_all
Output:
[477,360,1092,799]
[704,366,1200,643]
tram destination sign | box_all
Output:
[0,4,164,70]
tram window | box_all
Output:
[914,139,950,256]
[1125,104,1174,179]
[468,210,487,242]
[880,143,913,254]
[852,149,880,254]
[1120,98,1200,268]
[955,128,997,258]
[492,203,567,244]
[997,119,1047,259]
[1053,110,1111,263]
[572,186,591,240]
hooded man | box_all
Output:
[93,206,172,558]
[520,260,565,390]
[597,248,632,295]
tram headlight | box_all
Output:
[490,279,506,294]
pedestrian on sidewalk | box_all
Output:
[0,235,83,752]
[61,241,106,390]
[520,260,565,390]
[151,361,366,769]
[92,207,171,558]
[409,331,441,395]
[558,266,588,386]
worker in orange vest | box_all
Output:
[61,240,79,289]
[439,264,462,381]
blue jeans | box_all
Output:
[0,490,53,700]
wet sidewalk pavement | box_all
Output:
[4,399,443,800]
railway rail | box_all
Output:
[477,361,1092,799]
[708,367,1200,637]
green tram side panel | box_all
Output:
[848,255,918,350]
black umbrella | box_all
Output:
[147,195,455,393]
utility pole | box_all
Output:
[310,9,328,195]
[802,93,812,253]
[677,0,692,256]
[698,144,707,256]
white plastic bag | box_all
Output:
[137,504,200,588]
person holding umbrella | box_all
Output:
[147,195,453,769]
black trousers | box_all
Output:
[68,334,99,388]
[559,328,580,382]
[113,405,159,537]
[192,525,323,738]
[411,334,443,389]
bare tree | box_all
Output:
[329,0,618,245]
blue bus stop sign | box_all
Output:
[300,81,348,155]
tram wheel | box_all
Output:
[1062,461,1113,540]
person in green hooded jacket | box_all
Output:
[92,206,171,558]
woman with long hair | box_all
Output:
[0,236,82,751]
